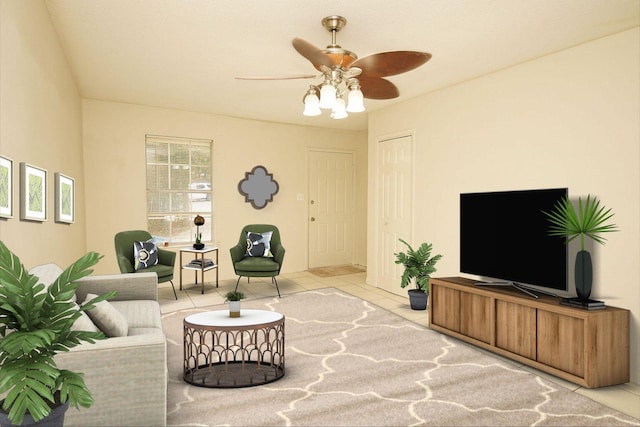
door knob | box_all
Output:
[310,217,316,222]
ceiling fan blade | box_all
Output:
[235,74,317,80]
[358,76,399,100]
[292,37,334,71]
[352,51,432,78]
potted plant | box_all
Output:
[193,231,204,250]
[394,238,443,310]
[543,194,618,300]
[193,215,205,249]
[0,241,116,426]
[224,291,245,318]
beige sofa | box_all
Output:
[54,272,167,427]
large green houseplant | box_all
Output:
[394,239,443,310]
[543,194,618,300]
[0,241,116,426]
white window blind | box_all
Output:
[145,135,213,244]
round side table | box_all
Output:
[183,309,285,388]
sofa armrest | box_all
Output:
[56,333,166,426]
[75,272,158,303]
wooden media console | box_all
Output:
[429,277,630,388]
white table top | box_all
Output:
[179,246,218,253]
[185,309,283,327]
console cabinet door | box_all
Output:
[537,310,584,377]
[495,300,536,360]
[431,285,460,332]
[460,292,491,343]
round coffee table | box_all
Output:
[183,309,285,388]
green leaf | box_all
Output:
[542,194,618,251]
[57,370,94,409]
[0,241,111,425]
[394,238,443,291]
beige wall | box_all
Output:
[0,0,87,268]
[367,28,640,383]
[82,100,367,278]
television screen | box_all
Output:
[460,188,568,291]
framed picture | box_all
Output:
[0,156,13,219]
[20,162,47,222]
[55,173,75,224]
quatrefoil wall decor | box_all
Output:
[238,165,279,209]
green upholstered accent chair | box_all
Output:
[230,224,285,297]
[114,230,178,299]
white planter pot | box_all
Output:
[229,301,241,317]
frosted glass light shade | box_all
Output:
[303,93,321,116]
[346,88,365,113]
[319,84,337,109]
[330,98,348,119]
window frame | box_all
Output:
[145,135,213,245]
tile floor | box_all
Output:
[159,269,640,420]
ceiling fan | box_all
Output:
[236,15,432,118]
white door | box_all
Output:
[377,135,413,296]
[308,150,355,268]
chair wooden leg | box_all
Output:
[170,280,177,300]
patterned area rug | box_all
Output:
[307,265,366,277]
[161,289,639,426]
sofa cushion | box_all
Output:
[134,239,159,271]
[235,256,280,272]
[245,231,273,257]
[111,300,162,329]
[84,293,129,337]
[71,303,100,333]
[128,327,164,337]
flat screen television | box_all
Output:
[460,188,568,294]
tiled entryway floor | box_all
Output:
[159,269,640,420]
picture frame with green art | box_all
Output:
[20,162,47,222]
[55,173,75,224]
[0,155,13,219]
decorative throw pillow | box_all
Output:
[84,293,128,337]
[134,238,158,271]
[245,231,274,257]
[70,303,100,333]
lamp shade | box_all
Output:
[346,88,365,113]
[330,98,348,119]
[319,84,337,109]
[303,93,321,116]
[194,215,205,226]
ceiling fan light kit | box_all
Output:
[239,15,431,121]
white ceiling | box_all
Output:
[45,0,639,131]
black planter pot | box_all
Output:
[575,250,593,300]
[408,289,428,310]
[193,243,205,250]
[0,401,69,427]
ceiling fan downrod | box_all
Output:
[322,15,347,48]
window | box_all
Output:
[146,135,213,244]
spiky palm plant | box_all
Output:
[0,241,116,425]
[543,195,618,300]
[543,194,618,249]
[394,239,443,292]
